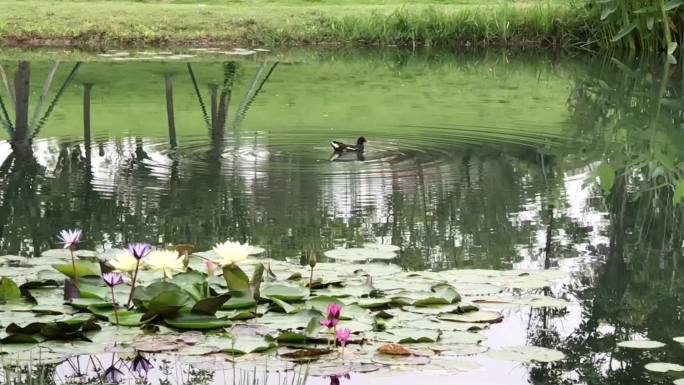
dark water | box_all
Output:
[1,49,684,385]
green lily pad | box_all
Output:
[616,340,665,349]
[487,346,565,363]
[425,358,482,373]
[262,284,308,302]
[164,313,231,330]
[645,362,684,373]
[356,298,391,309]
[324,248,397,262]
[52,262,101,279]
[374,329,440,344]
[438,310,503,324]
[0,277,22,301]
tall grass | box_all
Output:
[589,0,684,55]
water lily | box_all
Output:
[102,272,124,324]
[102,364,125,382]
[336,328,351,348]
[102,272,124,287]
[329,373,351,385]
[125,242,151,308]
[206,260,217,277]
[131,352,152,375]
[58,228,82,288]
[327,303,341,319]
[58,228,82,249]
[111,252,138,273]
[145,250,184,279]
[320,318,338,328]
[128,243,151,260]
[211,240,253,266]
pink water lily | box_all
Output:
[58,228,82,288]
[125,242,151,309]
[336,328,351,347]
[58,229,82,249]
[320,318,338,328]
[327,303,341,319]
[102,272,124,324]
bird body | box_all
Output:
[330,137,367,152]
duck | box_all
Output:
[330,137,367,152]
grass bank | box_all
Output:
[0,0,598,48]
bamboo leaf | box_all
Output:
[601,6,617,20]
[634,5,658,14]
[668,42,678,55]
[611,21,638,42]
[597,163,615,194]
[673,181,684,205]
[664,0,684,11]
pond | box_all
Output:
[0,48,683,385]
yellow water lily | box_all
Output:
[110,252,139,273]
[212,240,253,266]
[144,250,184,279]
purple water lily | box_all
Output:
[329,372,350,385]
[58,228,83,288]
[131,352,152,375]
[102,272,124,287]
[127,243,151,259]
[58,229,82,249]
[125,242,150,309]
[102,364,125,383]
[102,272,124,324]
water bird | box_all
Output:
[330,136,367,152]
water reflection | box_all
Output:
[0,50,683,385]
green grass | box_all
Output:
[0,0,597,48]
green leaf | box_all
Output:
[269,296,298,314]
[141,290,194,322]
[664,0,684,11]
[611,21,638,42]
[601,6,617,20]
[414,284,461,306]
[222,264,251,292]
[668,42,678,56]
[647,16,654,31]
[191,294,231,315]
[52,262,100,279]
[132,281,183,308]
[0,277,22,301]
[163,312,231,330]
[261,284,308,302]
[673,181,684,204]
[596,163,615,193]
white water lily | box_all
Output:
[212,240,253,266]
[145,250,184,279]
[110,252,138,273]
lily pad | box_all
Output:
[616,340,666,349]
[487,346,565,363]
[323,248,397,262]
[438,311,503,324]
[645,362,684,373]
[164,313,231,330]
[261,284,308,302]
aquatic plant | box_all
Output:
[102,272,124,324]
[211,240,253,266]
[336,328,351,353]
[57,228,82,288]
[125,242,151,307]
[145,250,185,279]
[308,252,316,295]
[131,352,152,375]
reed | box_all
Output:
[588,0,684,55]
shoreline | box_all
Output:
[0,1,597,50]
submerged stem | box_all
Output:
[309,266,314,294]
[70,246,79,288]
[126,260,141,309]
[111,287,120,325]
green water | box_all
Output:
[0,49,683,385]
